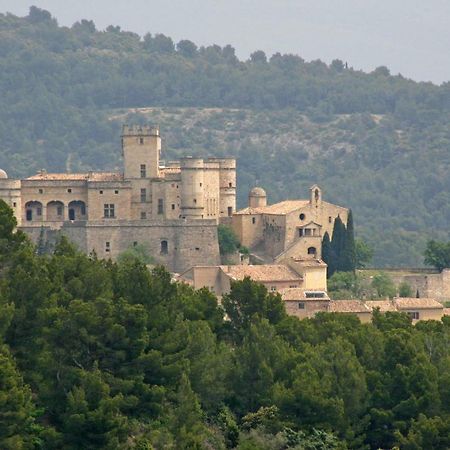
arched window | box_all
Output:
[68,200,87,221]
[161,240,168,255]
[25,201,43,222]
[307,246,317,256]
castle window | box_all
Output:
[38,189,43,194]
[299,228,304,237]
[157,199,164,214]
[115,190,119,194]
[160,240,168,254]
[67,189,72,193]
[304,228,312,236]
[195,247,200,251]
[408,311,420,320]
[99,190,103,194]
[252,217,256,224]
[57,205,63,216]
[13,202,16,207]
[140,164,146,178]
[329,216,332,223]
[228,206,233,217]
[26,210,32,221]
[140,211,147,219]
[307,246,317,256]
[80,204,86,215]
[139,137,144,144]
[105,241,110,252]
[37,207,42,216]
[298,302,305,309]
[133,241,138,247]
[171,204,175,210]
[193,198,197,204]
[229,182,232,187]
[199,183,202,187]
[103,204,115,218]
[140,188,147,202]
[299,213,305,220]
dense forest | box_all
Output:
[1,7,450,265]
[0,199,450,449]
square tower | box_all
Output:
[122,125,161,179]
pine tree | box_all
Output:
[341,210,356,272]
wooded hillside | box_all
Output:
[1,7,450,265]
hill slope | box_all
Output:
[1,7,450,266]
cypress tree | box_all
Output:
[330,215,345,276]
[322,232,332,277]
[341,209,356,272]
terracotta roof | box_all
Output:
[27,172,87,181]
[289,258,327,267]
[366,300,397,312]
[279,287,330,301]
[221,264,302,282]
[235,200,310,215]
[328,300,371,313]
[26,172,124,182]
[394,297,443,310]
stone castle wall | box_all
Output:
[24,219,220,273]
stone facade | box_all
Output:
[232,185,348,263]
[0,125,232,272]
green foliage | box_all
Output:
[117,243,155,265]
[218,225,240,255]
[398,281,414,298]
[354,238,373,269]
[424,240,450,272]
[0,154,450,448]
[371,272,397,299]
[324,215,356,277]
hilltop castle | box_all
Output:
[0,124,348,272]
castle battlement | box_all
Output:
[121,124,160,136]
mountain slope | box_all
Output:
[1,7,449,266]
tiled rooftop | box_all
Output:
[26,172,124,182]
[393,297,443,309]
[366,300,397,312]
[235,200,310,215]
[221,264,302,282]
[328,300,371,313]
[279,287,330,301]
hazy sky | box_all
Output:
[1,0,449,84]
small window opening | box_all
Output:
[227,206,233,217]
[307,246,317,256]
[38,189,43,194]
[140,164,146,178]
[161,240,168,254]
[115,190,119,194]
[140,188,147,202]
[329,216,332,223]
[299,213,305,220]
[105,241,110,252]
[157,199,164,214]
[140,211,147,219]
[252,217,256,224]
[171,204,175,210]
[139,137,144,144]
[298,302,305,309]
[99,190,103,194]
[229,182,232,187]
[67,188,72,193]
